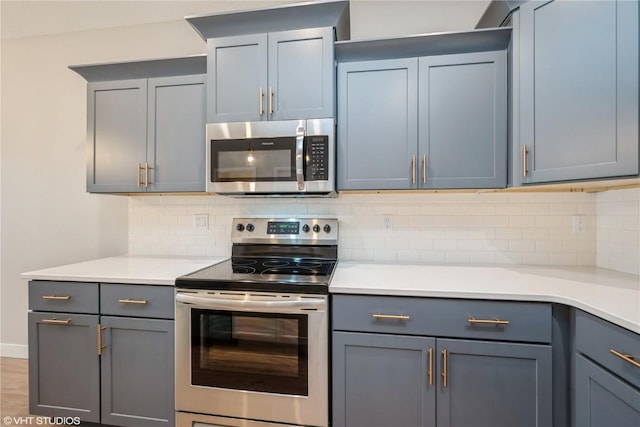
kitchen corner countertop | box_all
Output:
[21,255,225,286]
[330,262,640,334]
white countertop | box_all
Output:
[331,262,640,334]
[21,255,225,286]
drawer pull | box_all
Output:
[468,317,510,326]
[372,313,410,321]
[42,318,71,325]
[118,298,148,305]
[611,349,640,368]
[42,295,71,301]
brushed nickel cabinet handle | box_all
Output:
[468,317,510,326]
[97,324,107,356]
[372,313,410,321]
[422,155,427,184]
[611,349,640,368]
[42,295,71,301]
[411,155,417,184]
[259,87,264,115]
[118,298,148,305]
[269,86,274,115]
[137,163,142,187]
[442,349,448,388]
[42,318,71,325]
[428,347,433,385]
[522,144,528,177]
[144,162,153,188]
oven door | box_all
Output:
[175,290,328,427]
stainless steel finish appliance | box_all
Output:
[175,217,337,427]
[206,119,335,196]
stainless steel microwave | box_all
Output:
[206,119,335,196]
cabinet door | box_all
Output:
[207,34,268,123]
[332,331,436,427]
[437,339,552,427]
[87,79,147,193]
[147,74,206,192]
[574,353,640,427]
[28,312,100,422]
[268,27,334,121]
[337,58,418,190]
[519,0,639,183]
[100,316,175,427]
[418,51,507,189]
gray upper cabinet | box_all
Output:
[73,56,207,193]
[207,27,335,123]
[418,51,507,189]
[147,75,206,192]
[88,79,148,193]
[336,29,510,191]
[337,58,418,190]
[517,0,639,183]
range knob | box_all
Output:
[246,223,255,232]
[313,224,321,233]
[236,223,245,232]
[323,224,332,233]
[302,224,311,233]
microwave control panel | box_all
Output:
[304,136,329,181]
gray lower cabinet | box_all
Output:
[516,0,639,183]
[87,74,206,193]
[573,310,640,427]
[28,280,175,427]
[100,317,174,427]
[332,295,553,427]
[332,332,436,427]
[28,312,101,422]
[337,50,507,190]
[207,27,334,123]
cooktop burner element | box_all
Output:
[175,217,338,294]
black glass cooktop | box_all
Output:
[175,257,336,294]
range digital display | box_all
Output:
[267,221,300,235]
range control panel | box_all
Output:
[232,217,338,244]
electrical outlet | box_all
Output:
[193,214,209,230]
[572,215,586,234]
[383,215,392,231]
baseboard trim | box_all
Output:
[0,343,28,359]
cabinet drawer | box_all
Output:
[575,310,640,389]
[29,281,99,314]
[100,284,174,319]
[332,295,552,343]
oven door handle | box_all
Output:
[176,293,325,312]
[295,125,305,191]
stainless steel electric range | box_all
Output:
[175,217,337,427]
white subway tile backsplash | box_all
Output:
[126,189,639,271]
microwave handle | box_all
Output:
[176,293,325,313]
[296,125,305,191]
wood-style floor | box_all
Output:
[0,357,30,420]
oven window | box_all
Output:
[190,309,308,396]
[211,137,296,182]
